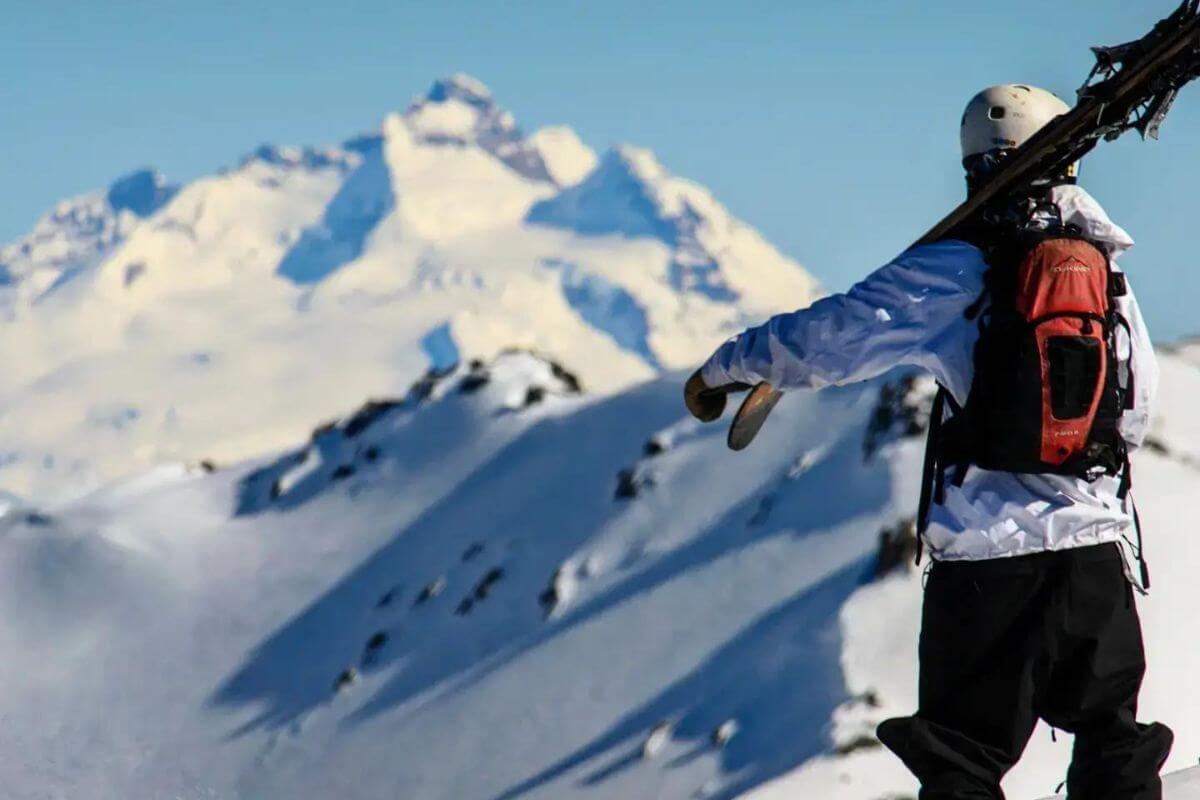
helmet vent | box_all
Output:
[988,106,1007,120]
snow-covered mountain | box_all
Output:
[1,75,1196,800]
[0,346,1197,800]
[0,73,818,503]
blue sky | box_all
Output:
[4,0,1197,339]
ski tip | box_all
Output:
[726,383,784,452]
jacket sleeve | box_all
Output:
[1114,281,1158,449]
[700,240,987,393]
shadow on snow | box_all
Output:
[493,558,872,800]
[276,138,392,286]
[209,378,892,798]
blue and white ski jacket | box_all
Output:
[701,185,1158,564]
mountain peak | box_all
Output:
[424,73,495,109]
[405,73,510,139]
[106,169,177,218]
[404,74,557,184]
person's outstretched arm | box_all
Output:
[698,241,987,395]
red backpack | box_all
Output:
[917,209,1144,578]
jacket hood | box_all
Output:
[1050,184,1135,259]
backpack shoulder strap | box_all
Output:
[915,385,950,564]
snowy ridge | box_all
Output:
[0,351,1195,799]
[0,74,819,502]
[529,146,819,309]
[0,351,904,799]
[0,168,176,305]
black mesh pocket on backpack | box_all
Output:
[1047,336,1101,419]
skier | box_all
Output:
[684,85,1173,799]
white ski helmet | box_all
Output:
[961,84,1071,160]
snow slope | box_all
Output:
[0,74,818,503]
[1,72,1195,800]
[0,349,1195,800]
[1036,767,1200,800]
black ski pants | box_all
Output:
[877,543,1173,800]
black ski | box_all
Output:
[728,0,1200,453]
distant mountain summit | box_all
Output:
[0,75,819,501]
[0,168,176,300]
[405,73,564,184]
